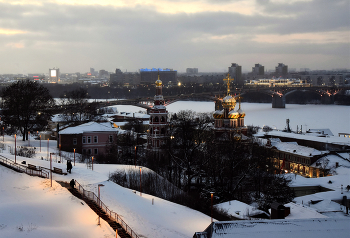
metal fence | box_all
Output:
[0,155,49,179]
[75,180,140,238]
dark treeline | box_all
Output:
[99,110,295,220]
[2,82,348,104]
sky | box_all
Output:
[0,0,349,74]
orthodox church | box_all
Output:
[213,74,247,136]
[147,75,168,150]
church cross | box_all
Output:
[223,73,234,96]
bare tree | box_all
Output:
[1,80,55,141]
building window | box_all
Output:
[88,149,92,155]
[109,135,113,143]
[82,136,86,144]
[94,136,98,143]
[94,148,98,155]
[87,136,91,143]
[82,149,86,154]
[73,138,77,145]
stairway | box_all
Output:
[57,181,131,238]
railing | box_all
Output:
[75,180,139,238]
[0,155,49,179]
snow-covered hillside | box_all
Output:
[0,135,210,238]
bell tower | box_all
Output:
[148,74,168,150]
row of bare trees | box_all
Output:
[1,80,102,141]
[104,110,294,216]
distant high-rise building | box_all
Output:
[228,63,242,86]
[275,63,288,76]
[90,67,95,75]
[186,68,198,74]
[99,69,109,78]
[110,69,140,86]
[140,68,177,84]
[49,68,60,82]
[252,64,264,75]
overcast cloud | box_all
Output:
[0,0,349,74]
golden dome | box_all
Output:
[155,74,162,86]
[222,95,236,109]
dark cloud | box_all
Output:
[0,1,348,73]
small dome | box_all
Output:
[155,79,162,86]
[228,110,239,119]
[213,110,224,119]
[237,108,246,118]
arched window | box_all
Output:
[161,116,165,122]
[154,116,159,122]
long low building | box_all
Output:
[194,218,350,238]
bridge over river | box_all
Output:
[97,86,342,110]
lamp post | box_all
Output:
[2,127,4,142]
[210,192,214,223]
[50,153,53,187]
[139,167,142,196]
[73,148,76,166]
[39,134,41,152]
[134,146,137,168]
[98,184,105,225]
[92,156,94,171]
[47,138,49,160]
[14,134,16,163]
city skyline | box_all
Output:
[0,0,349,74]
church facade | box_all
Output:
[213,74,247,136]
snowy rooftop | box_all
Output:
[215,200,268,219]
[60,122,120,134]
[284,202,328,219]
[256,130,350,147]
[196,218,350,238]
[271,140,323,157]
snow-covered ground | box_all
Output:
[0,135,210,238]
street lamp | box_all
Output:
[73,148,76,166]
[50,153,53,187]
[139,167,142,196]
[92,156,94,171]
[134,146,137,168]
[14,134,16,163]
[210,192,215,223]
[98,184,105,225]
[47,138,49,160]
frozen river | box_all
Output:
[106,101,350,136]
